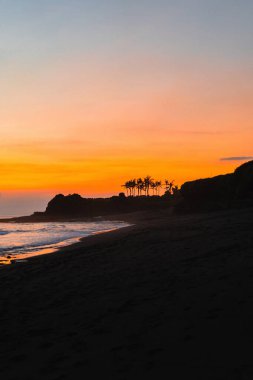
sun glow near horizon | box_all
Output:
[1,1,253,202]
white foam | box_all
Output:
[0,220,129,258]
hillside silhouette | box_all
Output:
[44,193,172,218]
[3,161,252,222]
[43,160,253,217]
[179,160,253,211]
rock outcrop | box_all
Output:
[180,160,253,208]
[45,193,171,218]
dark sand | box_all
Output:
[1,208,253,379]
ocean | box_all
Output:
[0,220,129,263]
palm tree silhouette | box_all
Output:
[155,180,162,195]
[129,179,137,196]
[137,178,144,196]
[151,181,156,195]
[144,175,153,196]
[122,177,177,197]
[121,181,131,196]
[165,179,174,194]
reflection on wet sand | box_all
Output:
[0,247,58,265]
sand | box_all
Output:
[1,207,253,379]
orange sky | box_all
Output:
[1,1,253,201]
[1,61,252,195]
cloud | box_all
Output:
[220,156,253,161]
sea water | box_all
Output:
[0,220,129,262]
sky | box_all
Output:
[0,0,253,215]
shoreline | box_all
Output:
[0,219,133,266]
[20,208,166,265]
[0,223,136,268]
[0,207,239,266]
[1,207,253,378]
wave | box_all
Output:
[1,227,63,235]
[0,220,129,258]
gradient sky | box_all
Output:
[0,0,253,214]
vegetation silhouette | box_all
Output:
[43,161,253,218]
[5,161,252,222]
[122,176,178,197]
[23,177,178,220]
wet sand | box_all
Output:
[1,207,253,379]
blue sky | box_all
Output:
[1,0,253,64]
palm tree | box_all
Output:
[129,179,137,196]
[151,181,156,195]
[155,180,162,195]
[144,175,153,196]
[136,178,144,196]
[164,179,174,194]
[121,181,127,196]
[121,181,131,196]
[123,177,177,197]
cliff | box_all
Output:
[44,193,171,218]
[180,160,253,210]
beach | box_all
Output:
[1,207,253,379]
[0,220,129,264]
